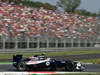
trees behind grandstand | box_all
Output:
[57,0,81,13]
[57,0,98,16]
[74,9,97,16]
[7,0,57,10]
[1,0,98,16]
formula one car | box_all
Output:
[13,54,84,71]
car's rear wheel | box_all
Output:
[65,61,75,71]
[17,61,26,71]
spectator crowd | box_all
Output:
[0,1,99,40]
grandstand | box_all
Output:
[0,1,100,49]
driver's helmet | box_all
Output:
[34,55,38,57]
[29,55,38,59]
[41,53,46,56]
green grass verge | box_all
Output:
[57,74,99,75]
[0,50,100,59]
[0,62,12,64]
[32,74,100,75]
[79,59,100,64]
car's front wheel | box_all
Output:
[65,61,75,71]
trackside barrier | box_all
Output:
[0,72,99,75]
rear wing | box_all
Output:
[13,55,23,62]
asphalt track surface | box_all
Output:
[0,54,100,72]
[1,53,100,62]
[0,47,100,72]
[0,64,100,72]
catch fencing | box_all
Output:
[0,36,100,49]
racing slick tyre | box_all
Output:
[65,61,75,71]
[17,61,26,71]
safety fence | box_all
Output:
[0,37,100,49]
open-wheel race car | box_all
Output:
[13,54,85,71]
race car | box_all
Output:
[12,54,84,71]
